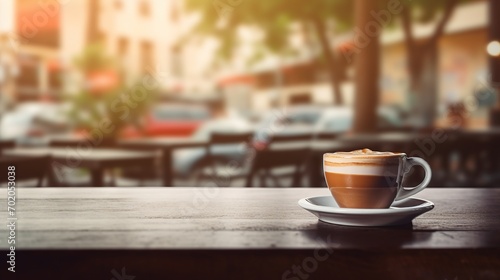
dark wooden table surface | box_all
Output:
[2,147,155,186]
[1,188,499,279]
[119,137,207,186]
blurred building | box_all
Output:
[98,0,182,84]
[0,0,17,109]
[381,0,491,124]
[2,0,494,127]
[0,0,216,104]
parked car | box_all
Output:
[255,105,405,141]
[253,105,323,142]
[121,103,210,138]
[313,106,404,134]
[0,102,71,145]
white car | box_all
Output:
[313,106,403,134]
[0,102,70,145]
[255,105,404,141]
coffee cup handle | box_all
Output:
[395,157,432,201]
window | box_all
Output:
[139,0,150,17]
[117,37,129,58]
[170,2,179,22]
[114,0,122,10]
[140,41,154,73]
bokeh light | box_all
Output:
[487,41,500,57]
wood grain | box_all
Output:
[1,188,500,250]
[1,188,499,279]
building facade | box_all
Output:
[0,0,214,103]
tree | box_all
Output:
[352,0,381,133]
[185,0,353,105]
[66,45,158,142]
[352,0,470,131]
[399,0,470,126]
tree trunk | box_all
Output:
[401,0,457,127]
[408,40,438,127]
[312,19,344,105]
[353,0,380,133]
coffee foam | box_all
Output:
[324,149,402,176]
[323,164,399,176]
[325,148,404,159]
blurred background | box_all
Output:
[1,0,500,188]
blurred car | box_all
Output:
[255,105,405,141]
[253,105,323,142]
[173,116,253,178]
[121,103,210,138]
[314,106,404,134]
[0,102,71,145]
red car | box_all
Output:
[122,104,210,138]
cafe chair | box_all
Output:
[262,133,313,187]
[194,132,254,187]
[245,140,311,188]
[0,155,51,187]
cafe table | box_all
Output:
[1,187,498,279]
[0,138,15,155]
[119,137,208,186]
[2,147,155,186]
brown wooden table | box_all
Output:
[1,188,498,279]
[2,147,155,186]
[0,138,15,156]
[119,137,207,186]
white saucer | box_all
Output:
[298,196,434,227]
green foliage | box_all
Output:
[65,84,157,137]
[186,0,474,60]
[185,0,353,62]
[400,0,470,23]
[73,43,115,72]
[66,45,158,139]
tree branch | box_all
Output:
[427,0,458,46]
[311,17,343,105]
[401,5,414,54]
[401,3,421,84]
[312,18,334,66]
